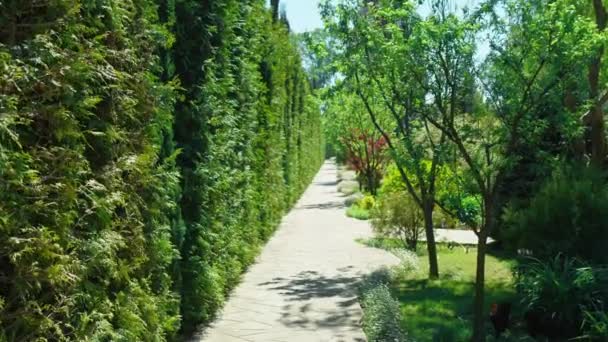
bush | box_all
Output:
[359,269,408,342]
[358,195,376,210]
[582,303,608,340]
[390,249,420,274]
[515,255,608,339]
[0,0,324,339]
[347,204,371,220]
[504,164,608,264]
[432,208,461,229]
[371,192,423,250]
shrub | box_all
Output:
[360,267,393,294]
[582,303,608,340]
[347,204,371,220]
[371,192,423,250]
[515,255,608,339]
[504,164,608,264]
[0,0,324,339]
[358,195,376,210]
[390,249,420,274]
[432,208,460,229]
[359,269,408,342]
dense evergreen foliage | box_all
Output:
[0,0,322,340]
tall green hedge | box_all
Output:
[0,0,323,340]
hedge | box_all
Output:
[0,0,323,340]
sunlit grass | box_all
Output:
[397,245,517,341]
[359,238,529,341]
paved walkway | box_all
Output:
[431,228,488,245]
[193,160,398,342]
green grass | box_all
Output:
[346,204,370,220]
[360,238,529,341]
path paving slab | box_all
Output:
[192,161,398,342]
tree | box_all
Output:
[419,0,599,338]
[371,191,424,250]
[323,90,389,194]
[321,0,445,279]
[323,0,604,339]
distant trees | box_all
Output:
[323,91,389,194]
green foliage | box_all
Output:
[322,91,389,193]
[582,305,608,340]
[0,0,181,340]
[0,0,323,339]
[362,242,518,341]
[504,164,608,264]
[359,270,408,342]
[170,0,323,333]
[346,204,371,220]
[390,249,420,274]
[380,163,471,228]
[371,192,423,250]
[515,256,608,339]
[358,195,376,210]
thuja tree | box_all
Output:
[0,0,181,340]
[0,0,323,339]
[170,0,323,332]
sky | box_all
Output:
[279,0,484,34]
[278,0,489,60]
[280,0,324,33]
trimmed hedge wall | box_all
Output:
[0,0,323,340]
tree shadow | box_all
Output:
[296,201,345,210]
[258,269,367,335]
[392,277,516,341]
[259,270,360,301]
[315,180,340,187]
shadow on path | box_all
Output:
[296,201,345,210]
[258,269,359,302]
[258,270,365,338]
[315,180,340,187]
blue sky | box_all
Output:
[280,0,324,33]
[279,0,489,60]
[279,0,484,33]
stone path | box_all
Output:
[431,228,489,245]
[192,160,398,342]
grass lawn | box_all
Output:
[360,238,530,341]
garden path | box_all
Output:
[193,160,399,342]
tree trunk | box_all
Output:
[8,0,17,45]
[589,0,607,166]
[471,222,490,341]
[423,199,439,279]
[589,104,606,166]
[271,0,280,23]
[367,171,377,196]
